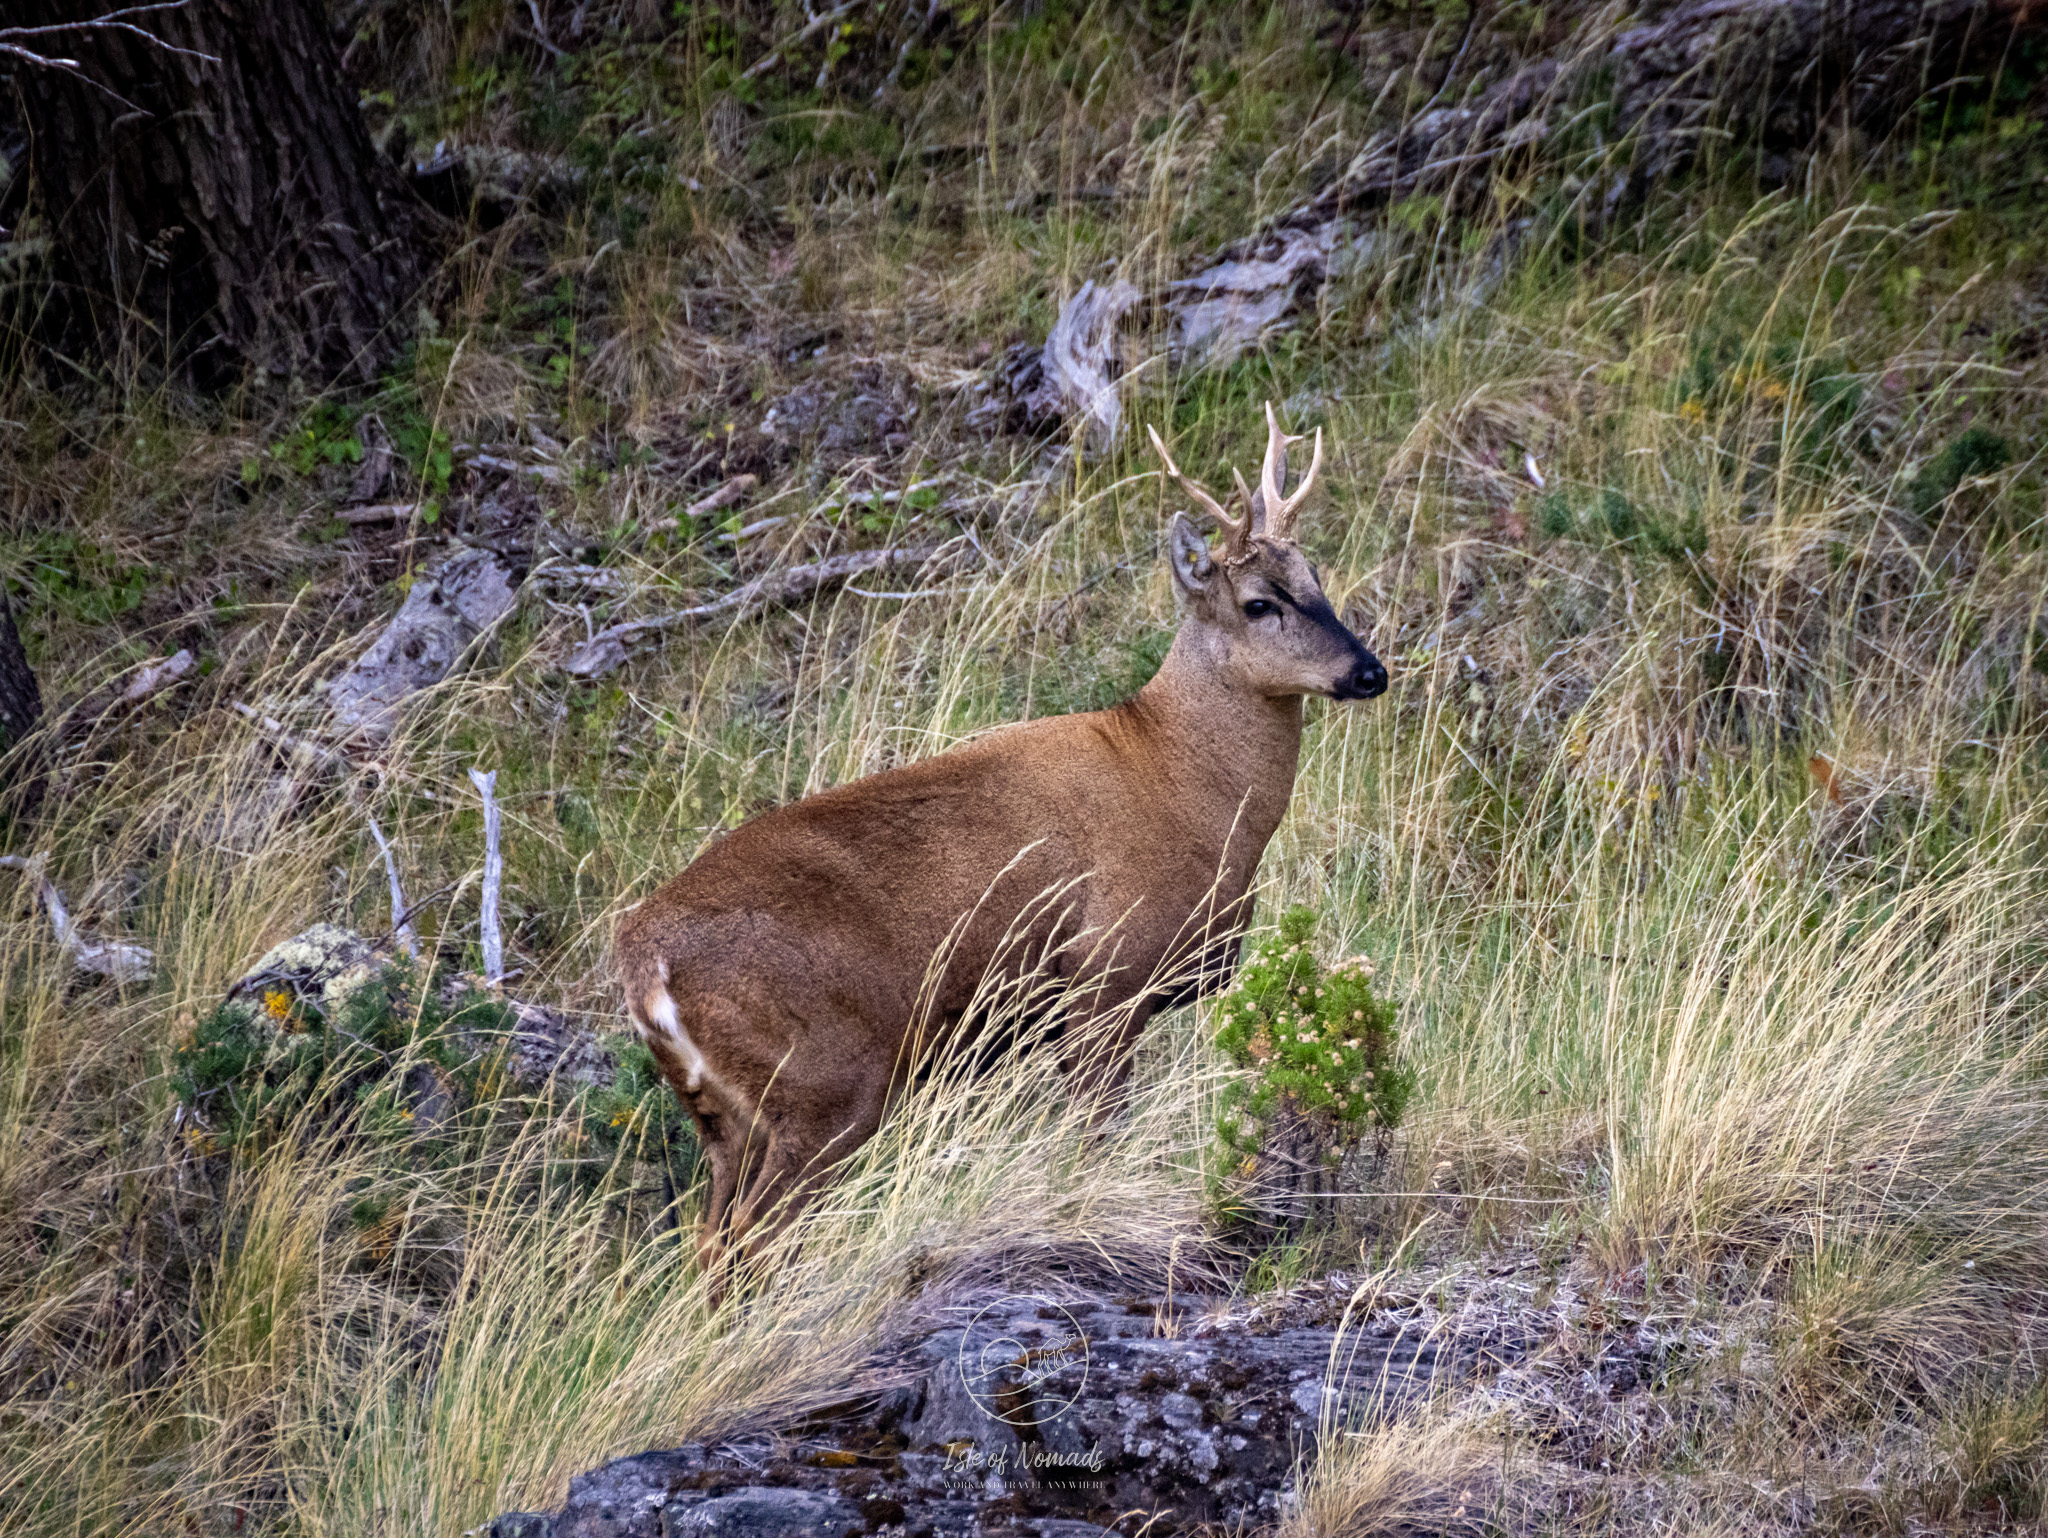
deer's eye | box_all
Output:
[1243,599,1278,619]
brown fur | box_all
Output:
[614,409,1386,1277]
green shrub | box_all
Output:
[171,960,699,1206]
[170,960,497,1156]
[580,1033,697,1184]
[1213,906,1414,1170]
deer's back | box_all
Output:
[616,706,1217,1033]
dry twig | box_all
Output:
[0,852,155,982]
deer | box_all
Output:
[614,402,1388,1281]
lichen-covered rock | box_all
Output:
[440,974,614,1090]
[666,1487,864,1538]
[759,366,915,462]
[225,922,386,1025]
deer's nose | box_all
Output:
[1334,652,1389,700]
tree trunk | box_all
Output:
[1247,1098,1337,1244]
[0,589,44,804]
[15,0,428,388]
[0,590,41,751]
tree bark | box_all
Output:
[0,588,45,806]
[0,590,41,754]
[13,0,428,388]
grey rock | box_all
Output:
[662,1488,861,1538]
[557,1447,709,1538]
[499,1284,1528,1538]
[226,922,386,1025]
[440,974,615,1090]
[759,366,915,462]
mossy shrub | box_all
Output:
[1212,906,1414,1171]
[170,962,695,1198]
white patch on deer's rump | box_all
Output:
[645,985,707,1094]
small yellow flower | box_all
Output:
[1678,399,1706,425]
[263,989,293,1022]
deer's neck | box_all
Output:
[1122,627,1305,857]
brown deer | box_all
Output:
[615,403,1386,1276]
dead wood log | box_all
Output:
[1268,0,2042,243]
[468,767,505,984]
[326,545,519,737]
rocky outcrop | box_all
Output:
[491,1283,1534,1538]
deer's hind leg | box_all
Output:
[722,1076,891,1271]
[627,984,761,1290]
[689,1108,745,1277]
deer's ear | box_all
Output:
[1168,512,1216,595]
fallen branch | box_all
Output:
[527,562,634,597]
[740,0,860,80]
[64,649,196,738]
[686,474,758,521]
[718,515,789,545]
[454,444,571,486]
[977,1,2045,449]
[122,648,195,704]
[333,502,420,525]
[0,852,155,983]
[467,767,504,985]
[563,544,952,678]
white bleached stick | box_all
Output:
[467,767,504,985]
[362,809,417,959]
[0,852,155,983]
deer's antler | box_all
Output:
[1147,424,1252,560]
[1255,400,1324,540]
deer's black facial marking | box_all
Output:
[1293,576,1389,700]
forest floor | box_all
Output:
[3,3,2048,1535]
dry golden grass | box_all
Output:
[3,6,2046,1534]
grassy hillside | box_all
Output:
[2,2,2045,1532]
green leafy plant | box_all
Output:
[1213,906,1414,1171]
[273,401,364,478]
[577,1034,698,1200]
[389,403,455,525]
[5,532,152,629]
